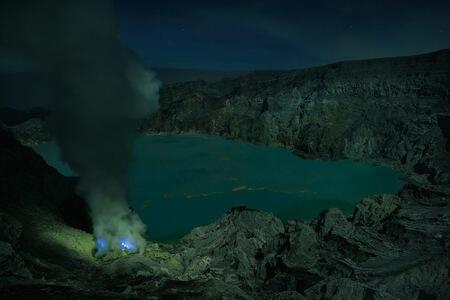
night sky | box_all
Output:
[118,0,450,70]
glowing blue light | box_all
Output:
[97,238,107,252]
[119,238,137,252]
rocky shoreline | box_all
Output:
[1,50,450,299]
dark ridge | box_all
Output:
[0,125,91,232]
[0,107,50,126]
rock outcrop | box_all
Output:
[0,107,51,145]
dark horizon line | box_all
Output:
[146,48,450,74]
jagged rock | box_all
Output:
[282,222,319,271]
[102,243,184,281]
[314,208,353,238]
[180,207,285,290]
[352,195,399,229]
[370,255,449,300]
[11,118,51,146]
[304,278,397,300]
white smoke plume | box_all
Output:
[0,0,160,253]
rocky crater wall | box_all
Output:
[143,50,450,188]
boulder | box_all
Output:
[352,195,399,229]
[314,208,353,238]
[282,221,320,271]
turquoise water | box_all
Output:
[34,134,404,240]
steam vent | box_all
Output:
[1,0,450,299]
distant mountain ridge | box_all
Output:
[151,67,246,84]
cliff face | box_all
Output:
[144,50,450,187]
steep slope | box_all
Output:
[0,124,90,232]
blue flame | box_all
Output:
[96,238,107,252]
[95,237,138,253]
[119,238,138,252]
